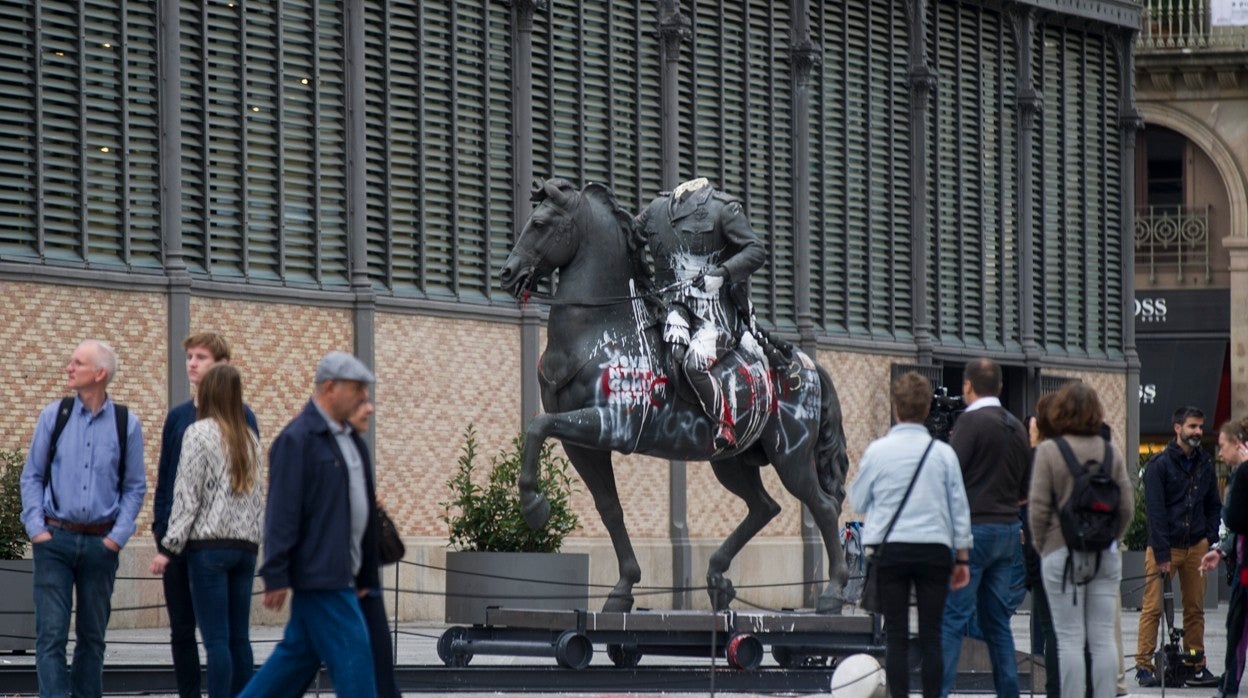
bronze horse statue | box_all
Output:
[499,178,850,613]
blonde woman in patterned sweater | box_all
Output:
[152,364,263,698]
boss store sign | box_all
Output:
[1136,288,1229,435]
[1134,289,1228,334]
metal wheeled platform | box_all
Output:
[436,607,884,671]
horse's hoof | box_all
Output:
[521,495,551,530]
[815,593,845,615]
[706,578,736,610]
[602,593,634,613]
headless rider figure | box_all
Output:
[635,178,767,452]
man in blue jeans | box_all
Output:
[939,358,1031,698]
[240,351,381,698]
[19,340,147,698]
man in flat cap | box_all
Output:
[240,351,380,698]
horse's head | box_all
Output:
[500,178,643,299]
[499,178,581,298]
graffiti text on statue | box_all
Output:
[601,354,667,407]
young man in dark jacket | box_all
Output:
[240,351,381,698]
[149,332,258,698]
[1134,405,1222,688]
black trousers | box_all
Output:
[161,553,201,698]
[877,543,954,698]
[361,590,402,698]
[1221,576,1248,697]
[1030,580,1061,697]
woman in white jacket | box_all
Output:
[152,364,263,698]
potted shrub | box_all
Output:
[0,449,36,651]
[440,426,586,625]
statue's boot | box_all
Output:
[684,360,735,452]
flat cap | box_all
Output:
[314,350,375,384]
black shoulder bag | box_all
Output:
[860,439,936,613]
[376,505,406,566]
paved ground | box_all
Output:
[0,600,1241,696]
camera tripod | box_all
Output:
[1153,571,1216,690]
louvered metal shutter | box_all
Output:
[0,1,161,270]
[532,1,661,219]
[676,1,794,330]
[363,1,512,301]
[926,0,1019,351]
[181,1,348,287]
[1035,23,1123,359]
[812,0,911,340]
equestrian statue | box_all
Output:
[499,177,851,613]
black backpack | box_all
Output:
[1053,436,1119,601]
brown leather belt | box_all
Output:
[46,516,114,536]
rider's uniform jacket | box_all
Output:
[636,184,766,300]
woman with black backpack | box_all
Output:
[1028,382,1133,698]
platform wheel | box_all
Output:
[725,633,763,671]
[607,643,643,668]
[554,630,593,670]
[436,626,473,667]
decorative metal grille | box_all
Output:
[1135,205,1212,285]
[1138,0,1248,51]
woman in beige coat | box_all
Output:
[1029,382,1133,698]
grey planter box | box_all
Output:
[1121,550,1147,610]
[0,560,36,652]
[444,551,589,625]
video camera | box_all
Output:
[925,387,965,442]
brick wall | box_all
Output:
[373,312,521,537]
[0,280,167,532]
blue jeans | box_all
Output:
[32,528,120,698]
[941,521,1022,698]
[188,547,257,698]
[238,588,375,698]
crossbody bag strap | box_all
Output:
[880,438,937,546]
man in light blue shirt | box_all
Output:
[20,339,146,698]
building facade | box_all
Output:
[1133,0,1248,446]
[0,0,1137,623]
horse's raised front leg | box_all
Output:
[705,456,782,611]
[561,443,641,613]
[518,410,605,529]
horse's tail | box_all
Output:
[815,364,849,502]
